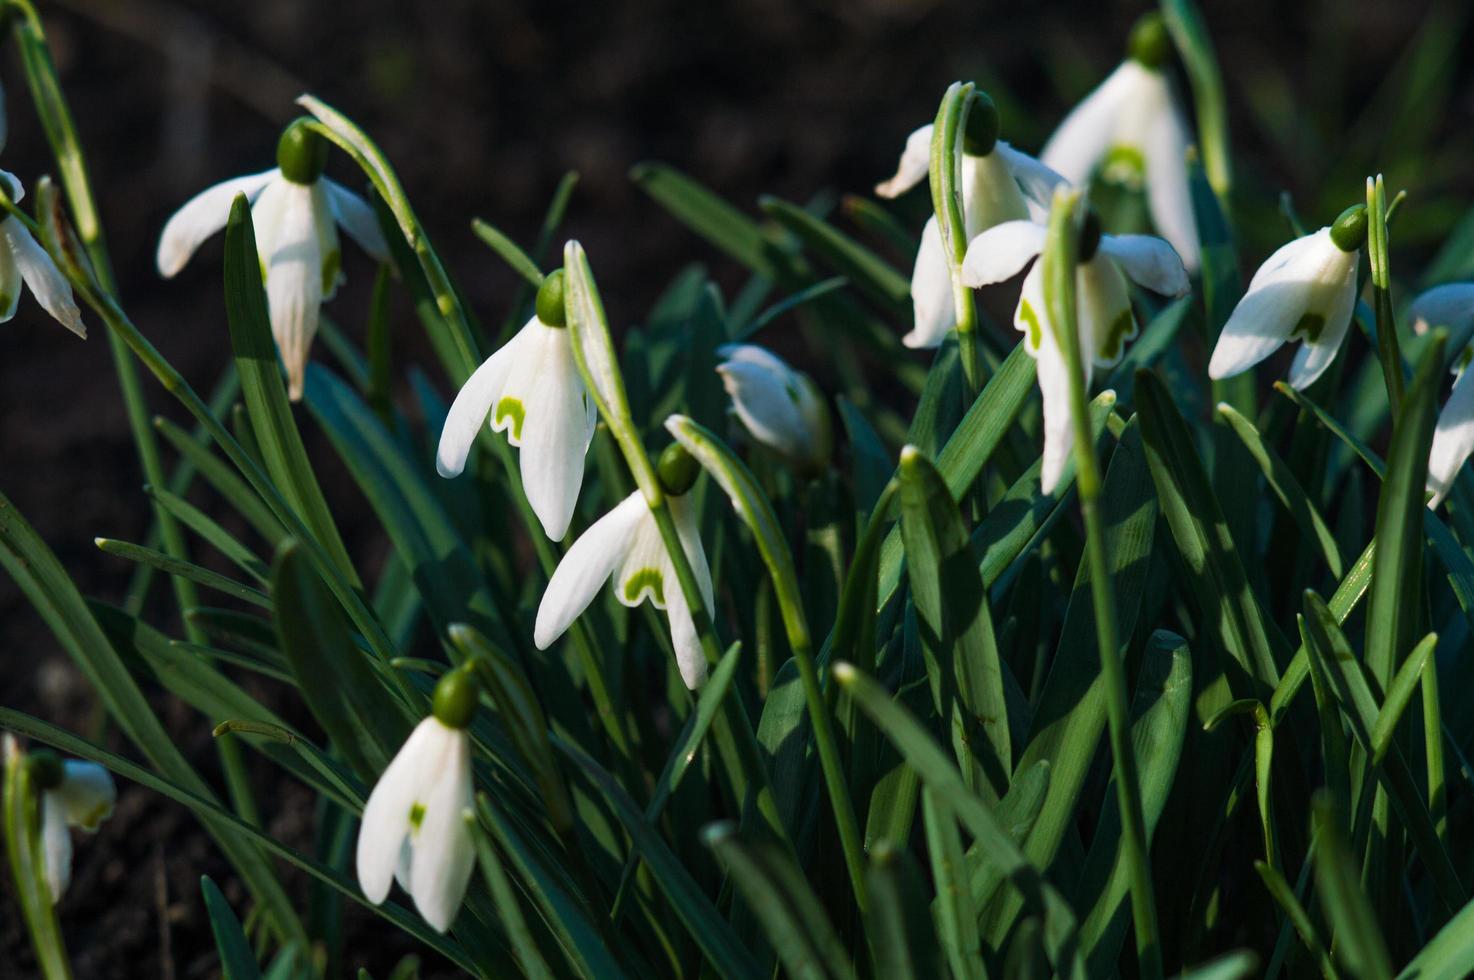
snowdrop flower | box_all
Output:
[157,119,389,400]
[27,750,116,901]
[1207,205,1365,390]
[716,343,832,477]
[437,269,596,540]
[876,92,1067,349]
[536,444,714,689]
[1409,284,1474,508]
[1041,14,1199,273]
[962,214,1188,492]
[0,171,85,337]
[357,667,478,933]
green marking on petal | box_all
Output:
[495,397,526,441]
[0,293,12,314]
[785,383,802,406]
[1019,299,1043,351]
[1457,346,1473,373]
[1098,308,1137,363]
[409,802,426,830]
[1290,312,1326,344]
[623,568,665,605]
[321,249,341,292]
[1101,145,1147,187]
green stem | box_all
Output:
[1423,657,1446,845]
[1367,175,1403,415]
[10,0,203,642]
[1044,191,1163,980]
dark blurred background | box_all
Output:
[1,0,1471,975]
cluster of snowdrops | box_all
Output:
[12,5,1474,952]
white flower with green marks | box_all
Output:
[716,343,832,478]
[0,170,85,339]
[535,468,714,689]
[1041,14,1199,273]
[27,752,115,901]
[436,269,597,541]
[1208,205,1365,391]
[1409,283,1474,508]
[356,669,478,933]
[156,119,388,400]
[963,215,1188,492]
[876,92,1066,350]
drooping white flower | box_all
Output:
[535,487,714,689]
[1409,284,1474,508]
[962,217,1188,492]
[437,272,596,540]
[37,758,116,900]
[876,99,1067,349]
[357,670,477,934]
[715,343,832,477]
[0,171,85,338]
[157,121,389,400]
[1040,15,1199,273]
[1207,209,1365,391]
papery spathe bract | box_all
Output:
[156,123,389,400]
[1206,220,1362,391]
[1040,15,1199,272]
[356,709,475,933]
[0,170,85,338]
[962,217,1188,492]
[437,273,597,541]
[876,120,1066,349]
[34,758,115,901]
[535,488,714,689]
[715,343,832,477]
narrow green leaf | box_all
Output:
[95,537,269,608]
[467,817,554,980]
[1310,793,1393,980]
[3,737,72,979]
[1253,862,1336,980]
[759,195,908,313]
[1174,951,1260,980]
[1396,893,1474,980]
[153,416,288,546]
[866,840,943,980]
[146,486,270,584]
[471,217,544,287]
[922,787,986,980]
[202,875,262,980]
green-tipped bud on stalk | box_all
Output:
[962,90,1000,157]
[535,267,568,327]
[1127,12,1172,68]
[277,118,330,185]
[1330,203,1369,253]
[431,667,480,729]
[657,442,700,496]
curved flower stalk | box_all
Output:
[437,270,597,540]
[535,445,715,689]
[156,119,389,399]
[1207,205,1366,391]
[962,214,1188,491]
[0,171,85,337]
[715,343,832,478]
[357,667,478,933]
[877,92,1066,349]
[1041,13,1199,272]
[1409,284,1474,508]
[26,751,116,901]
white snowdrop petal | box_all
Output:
[41,792,72,901]
[263,184,324,401]
[518,325,594,540]
[157,169,278,277]
[535,491,648,648]
[1207,279,1312,381]
[960,152,1030,234]
[6,219,85,337]
[993,142,1069,210]
[56,761,116,831]
[717,356,810,462]
[904,217,956,349]
[1041,62,1141,184]
[408,731,475,933]
[616,513,671,609]
[309,182,344,300]
[1142,104,1200,273]
[1408,283,1474,354]
[1286,257,1359,390]
[666,583,708,689]
[1097,233,1190,298]
[1077,256,1136,369]
[324,178,391,261]
[670,494,716,613]
[1429,366,1474,508]
[875,124,933,199]
[0,232,20,322]
[435,323,530,478]
[960,219,1048,287]
[356,718,447,905]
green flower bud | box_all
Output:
[431,667,480,729]
[536,268,568,327]
[962,90,1001,157]
[1329,203,1369,253]
[1127,12,1172,69]
[277,118,330,185]
[1078,209,1104,263]
[657,442,700,496]
[28,749,64,790]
